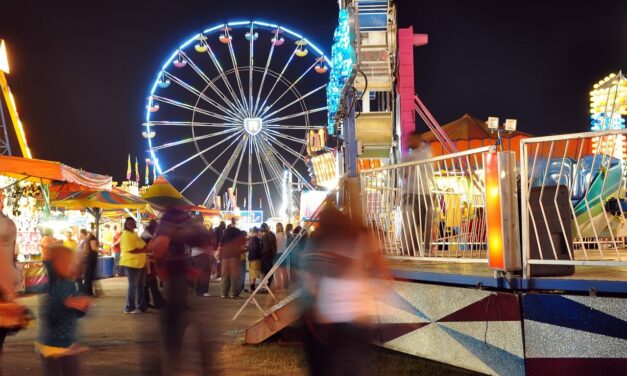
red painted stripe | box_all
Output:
[438,293,521,322]
[526,358,627,376]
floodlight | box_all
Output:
[504,119,517,132]
[487,117,500,130]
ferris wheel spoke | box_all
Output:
[263,132,306,162]
[152,95,240,123]
[161,129,243,174]
[256,139,285,188]
[251,138,277,218]
[181,133,244,193]
[225,29,251,116]
[256,45,300,116]
[179,50,244,115]
[265,106,328,125]
[264,124,325,130]
[261,61,319,118]
[261,84,327,120]
[264,129,307,145]
[258,136,314,191]
[188,46,248,115]
[252,29,278,115]
[150,127,239,151]
[248,24,255,114]
[145,121,239,128]
[230,134,249,191]
[163,71,243,121]
[202,134,248,206]
[247,137,253,212]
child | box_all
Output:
[36,245,91,375]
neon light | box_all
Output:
[144,21,330,176]
[484,151,504,269]
[589,72,627,159]
[0,40,9,74]
[326,8,355,133]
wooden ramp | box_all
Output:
[244,289,303,345]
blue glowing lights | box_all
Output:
[591,113,625,131]
[326,9,355,134]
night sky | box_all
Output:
[2,0,626,183]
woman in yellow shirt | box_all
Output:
[119,217,148,314]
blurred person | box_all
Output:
[214,221,226,280]
[239,230,248,293]
[119,217,148,314]
[300,207,390,376]
[219,227,246,298]
[259,223,277,289]
[63,231,78,252]
[190,217,214,297]
[78,229,99,297]
[0,190,18,370]
[148,207,211,375]
[110,225,124,277]
[101,224,113,252]
[41,228,60,262]
[289,226,306,283]
[247,227,262,292]
[273,223,289,290]
[402,131,435,255]
[141,220,166,308]
[36,245,91,376]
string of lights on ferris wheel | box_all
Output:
[142,20,331,216]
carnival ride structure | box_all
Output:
[143,21,332,218]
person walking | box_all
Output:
[0,190,18,371]
[259,223,277,289]
[63,231,78,252]
[141,220,166,308]
[214,221,226,280]
[36,245,91,376]
[190,216,213,297]
[219,227,246,298]
[119,217,148,314]
[110,225,124,277]
[78,229,99,297]
[274,223,289,290]
[247,227,262,292]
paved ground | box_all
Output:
[3,278,476,375]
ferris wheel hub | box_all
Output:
[244,117,263,136]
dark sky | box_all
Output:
[2,0,626,182]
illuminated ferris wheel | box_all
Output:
[143,21,330,217]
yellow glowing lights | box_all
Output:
[484,152,505,270]
[0,40,9,74]
[590,72,627,160]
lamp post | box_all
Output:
[487,117,518,151]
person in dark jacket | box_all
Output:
[141,220,166,308]
[219,227,246,298]
[247,227,262,291]
[259,223,277,287]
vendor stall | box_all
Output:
[0,155,112,293]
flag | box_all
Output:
[135,157,140,183]
[144,159,150,185]
[126,154,131,180]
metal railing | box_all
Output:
[520,129,627,276]
[232,183,340,321]
[360,146,493,262]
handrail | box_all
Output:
[232,181,341,321]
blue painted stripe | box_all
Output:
[391,269,627,294]
[522,294,627,341]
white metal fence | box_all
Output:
[360,146,492,262]
[520,129,627,275]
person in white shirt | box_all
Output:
[273,223,289,290]
[401,132,435,255]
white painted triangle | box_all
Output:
[524,320,627,358]
[438,321,525,358]
[375,300,431,324]
[383,320,495,375]
[562,295,627,321]
[392,280,489,321]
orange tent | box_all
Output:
[0,155,112,190]
[420,114,532,159]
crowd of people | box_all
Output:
[0,186,390,375]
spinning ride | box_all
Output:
[143,21,331,217]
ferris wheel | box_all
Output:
[143,21,331,217]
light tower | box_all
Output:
[590,72,627,159]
